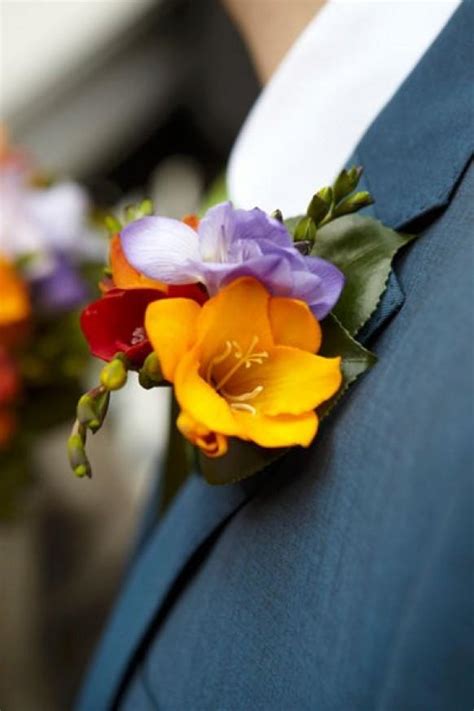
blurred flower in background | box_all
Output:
[0,254,29,448]
[0,127,105,516]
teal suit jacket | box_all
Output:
[77,4,474,709]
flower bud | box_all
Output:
[124,199,154,224]
[138,352,164,389]
[76,389,110,433]
[138,198,153,216]
[334,190,374,217]
[318,186,333,205]
[104,215,122,236]
[67,428,91,478]
[294,216,317,244]
[333,166,363,203]
[347,165,363,185]
[100,358,128,391]
[307,187,333,225]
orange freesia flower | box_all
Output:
[145,277,342,457]
[0,254,30,330]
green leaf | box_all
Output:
[312,214,416,336]
[318,313,377,418]
[199,438,286,486]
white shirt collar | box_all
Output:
[228,0,460,216]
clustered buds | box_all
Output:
[67,351,124,477]
[288,166,374,250]
[103,198,155,238]
[67,345,167,477]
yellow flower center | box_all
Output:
[205,335,269,415]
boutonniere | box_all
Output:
[68,168,415,485]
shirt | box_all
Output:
[227,0,460,216]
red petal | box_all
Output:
[81,284,208,366]
[80,289,162,365]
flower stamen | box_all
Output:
[213,336,268,391]
[206,340,233,382]
[131,326,146,345]
[206,337,269,415]
[221,384,264,402]
[229,403,257,414]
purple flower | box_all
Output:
[0,173,103,267]
[121,202,344,319]
[31,253,89,313]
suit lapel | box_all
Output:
[78,4,473,708]
[355,0,473,231]
[76,471,268,710]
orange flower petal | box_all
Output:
[233,409,318,448]
[145,298,201,381]
[182,214,199,231]
[175,350,240,436]
[0,256,30,328]
[110,235,167,291]
[230,345,342,416]
[269,297,321,353]
[177,410,228,457]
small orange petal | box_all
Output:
[110,235,167,291]
[177,411,228,457]
[182,214,199,231]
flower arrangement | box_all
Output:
[0,130,104,515]
[69,167,416,485]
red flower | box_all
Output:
[0,347,21,448]
[0,347,20,406]
[80,285,207,367]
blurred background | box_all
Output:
[0,1,258,708]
